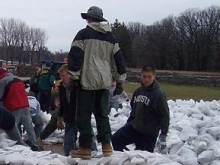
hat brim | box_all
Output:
[81,13,107,22]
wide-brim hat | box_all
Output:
[81,6,107,22]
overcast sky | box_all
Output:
[0,0,220,53]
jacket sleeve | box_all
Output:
[156,92,170,135]
[36,99,41,114]
[112,42,126,83]
[49,75,55,87]
[68,30,85,80]
[127,91,136,123]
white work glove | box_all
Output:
[157,134,167,154]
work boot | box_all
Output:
[30,144,41,151]
[37,137,44,151]
[102,143,113,156]
[69,147,91,159]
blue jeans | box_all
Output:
[64,122,78,156]
[112,123,157,152]
[64,122,98,156]
[12,108,37,146]
[31,115,43,138]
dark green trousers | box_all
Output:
[76,89,111,148]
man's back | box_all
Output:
[37,69,55,90]
[68,22,126,90]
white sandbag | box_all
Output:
[210,141,220,157]
[146,156,176,165]
[177,146,198,165]
[169,141,184,155]
[199,100,215,117]
[0,155,6,164]
[5,145,31,152]
[161,163,182,165]
[208,160,220,165]
[23,158,40,165]
[130,157,145,164]
[196,119,212,129]
[197,150,214,164]
[5,152,25,165]
[109,108,118,117]
[195,134,214,150]
[0,134,17,148]
[37,159,53,165]
[179,127,198,141]
[108,156,128,165]
[40,111,51,123]
[206,127,220,139]
[50,158,66,165]
[176,117,191,130]
[78,158,100,165]
[167,133,182,147]
[67,157,81,164]
[174,112,185,119]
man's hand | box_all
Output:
[57,117,65,130]
[158,134,167,154]
[113,82,123,95]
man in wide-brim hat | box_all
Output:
[81,6,107,22]
[68,6,126,159]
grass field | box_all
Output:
[124,82,220,101]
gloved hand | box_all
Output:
[113,82,123,95]
[157,134,167,154]
[57,117,65,130]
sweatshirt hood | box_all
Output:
[88,22,112,33]
[142,80,160,91]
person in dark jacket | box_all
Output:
[56,64,97,156]
[29,66,41,97]
[37,60,55,113]
[68,6,126,159]
[112,64,170,153]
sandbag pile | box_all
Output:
[1,99,220,164]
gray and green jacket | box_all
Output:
[127,80,170,136]
[37,69,55,91]
[68,22,126,90]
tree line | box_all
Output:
[0,18,48,64]
[0,6,220,71]
[113,6,220,71]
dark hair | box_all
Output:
[142,63,156,74]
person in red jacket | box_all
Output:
[0,68,39,151]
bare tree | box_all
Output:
[0,18,47,64]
